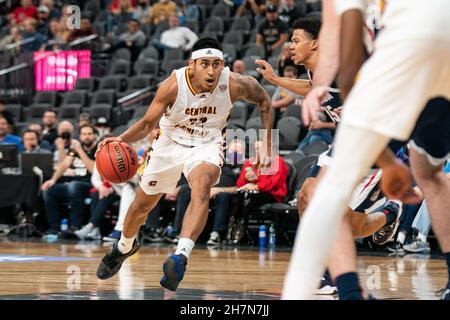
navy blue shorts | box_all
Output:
[409,98,450,165]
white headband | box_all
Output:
[191,48,223,60]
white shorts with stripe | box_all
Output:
[139,134,223,195]
[317,151,385,213]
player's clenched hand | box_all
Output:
[255,59,276,82]
[96,136,123,157]
[381,160,421,204]
[302,86,331,125]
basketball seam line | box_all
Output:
[107,143,122,182]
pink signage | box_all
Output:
[34,50,91,91]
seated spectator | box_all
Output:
[256,3,289,57]
[36,4,50,36]
[148,0,178,25]
[78,112,92,128]
[27,123,52,151]
[40,0,61,21]
[111,0,137,16]
[133,0,151,24]
[236,0,266,20]
[94,117,112,139]
[41,110,58,146]
[0,115,23,152]
[104,19,146,61]
[58,4,76,42]
[41,124,98,234]
[21,129,51,153]
[232,59,247,75]
[271,65,300,123]
[108,0,136,31]
[21,17,47,52]
[0,102,16,131]
[296,106,337,151]
[53,120,75,166]
[166,139,246,245]
[151,14,198,57]
[13,0,37,25]
[0,25,23,54]
[278,42,306,77]
[279,0,304,27]
[66,15,99,51]
[45,18,66,50]
[236,141,288,203]
[227,140,288,243]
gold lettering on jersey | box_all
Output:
[185,106,217,116]
[175,124,209,137]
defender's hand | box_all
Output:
[302,86,331,125]
[255,59,276,82]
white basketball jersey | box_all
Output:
[159,66,233,147]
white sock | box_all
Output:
[397,231,406,244]
[118,234,135,254]
[175,237,195,259]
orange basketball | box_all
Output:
[96,141,139,184]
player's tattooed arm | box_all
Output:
[236,74,273,132]
[235,74,273,158]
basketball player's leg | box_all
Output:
[121,187,163,242]
[171,162,220,259]
[283,124,391,299]
[96,187,164,280]
[298,170,386,237]
[410,149,450,298]
[282,36,449,299]
[160,162,220,291]
[408,99,450,298]
[410,150,449,251]
[297,165,386,299]
[179,162,221,242]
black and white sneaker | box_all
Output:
[207,231,221,246]
[387,241,405,254]
[315,273,337,295]
[96,240,140,280]
[373,201,402,245]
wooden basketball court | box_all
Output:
[0,238,446,300]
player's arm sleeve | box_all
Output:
[235,74,273,157]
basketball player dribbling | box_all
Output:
[95,38,274,291]
[283,0,450,299]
